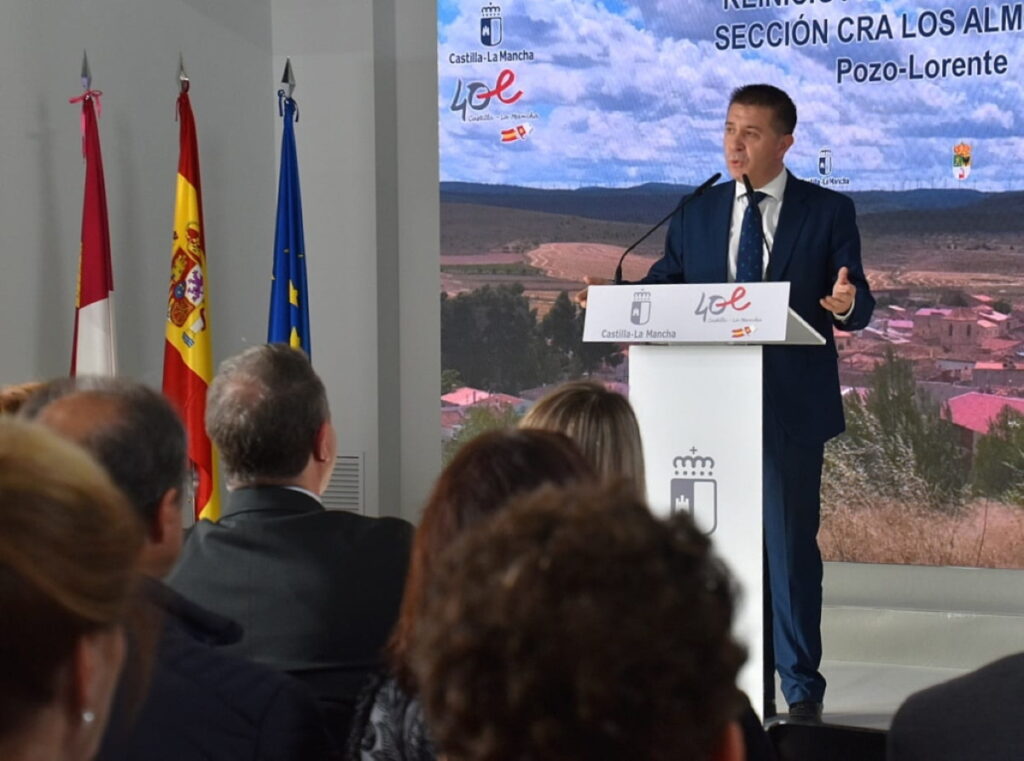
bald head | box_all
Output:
[37,392,123,445]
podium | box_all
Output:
[583,282,824,717]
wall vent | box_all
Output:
[323,452,364,513]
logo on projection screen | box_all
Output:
[671,449,718,535]
[818,148,833,177]
[953,142,972,181]
[481,4,503,47]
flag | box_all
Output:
[267,91,311,355]
[69,89,116,375]
[163,89,219,521]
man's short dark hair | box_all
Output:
[410,482,746,761]
[206,344,329,485]
[21,377,187,522]
[730,83,797,135]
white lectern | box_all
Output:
[583,282,824,718]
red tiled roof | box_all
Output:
[974,361,1023,371]
[947,392,1024,434]
[442,387,491,406]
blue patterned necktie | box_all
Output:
[736,191,768,282]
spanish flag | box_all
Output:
[162,88,219,521]
[69,88,117,376]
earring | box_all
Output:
[82,710,96,724]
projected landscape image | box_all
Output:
[438,0,1024,568]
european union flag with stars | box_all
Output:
[268,90,311,356]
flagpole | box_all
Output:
[69,51,117,376]
[163,55,220,522]
[268,58,312,357]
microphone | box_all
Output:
[613,172,721,284]
[741,173,772,268]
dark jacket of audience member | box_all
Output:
[99,579,333,761]
[347,429,595,761]
[409,482,747,761]
[167,345,413,748]
[26,377,334,761]
[888,652,1024,761]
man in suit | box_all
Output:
[168,344,414,748]
[25,377,333,761]
[579,84,874,721]
[888,652,1024,761]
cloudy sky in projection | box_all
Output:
[438,0,1024,190]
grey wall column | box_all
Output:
[374,0,440,521]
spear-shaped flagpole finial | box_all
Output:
[282,58,296,99]
[81,50,92,91]
[178,52,189,93]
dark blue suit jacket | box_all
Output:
[97,579,333,761]
[640,173,874,444]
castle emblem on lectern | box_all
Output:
[480,4,503,47]
[671,448,718,535]
[630,290,651,326]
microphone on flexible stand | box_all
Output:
[741,173,772,267]
[613,172,721,284]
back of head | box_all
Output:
[22,377,187,524]
[411,481,745,761]
[390,428,595,688]
[520,381,645,497]
[729,83,797,135]
[0,420,142,741]
[206,344,329,485]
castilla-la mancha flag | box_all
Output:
[70,89,116,375]
[162,88,220,521]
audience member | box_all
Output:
[168,344,413,747]
[348,429,595,761]
[27,377,333,761]
[888,651,1024,761]
[521,380,774,757]
[520,380,645,497]
[411,481,746,761]
[0,420,142,761]
[0,381,44,415]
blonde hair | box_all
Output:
[0,420,143,736]
[520,381,645,498]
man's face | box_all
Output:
[722,103,793,188]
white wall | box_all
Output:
[0,0,276,388]
[270,0,440,520]
[0,0,440,521]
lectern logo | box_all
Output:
[630,290,652,325]
[671,448,718,535]
[480,4,503,47]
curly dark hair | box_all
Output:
[409,482,746,761]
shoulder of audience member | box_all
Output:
[156,624,333,758]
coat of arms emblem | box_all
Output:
[480,4,502,47]
[953,142,972,181]
[168,222,208,347]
